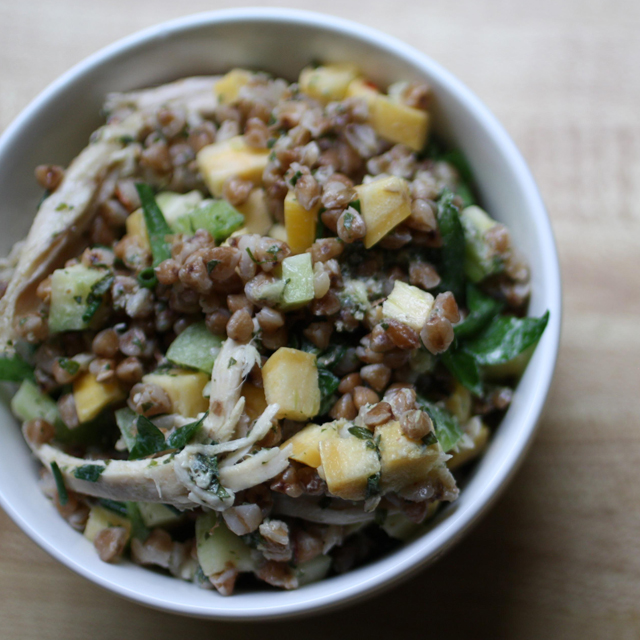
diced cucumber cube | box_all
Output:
[137,502,183,528]
[281,253,314,310]
[48,264,108,333]
[155,190,204,225]
[11,379,60,426]
[165,322,223,374]
[460,206,504,283]
[295,554,332,587]
[173,200,244,242]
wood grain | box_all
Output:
[1,1,639,638]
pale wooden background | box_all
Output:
[1,1,639,638]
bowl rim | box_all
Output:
[0,6,562,621]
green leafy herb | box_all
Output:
[126,502,150,541]
[228,357,237,368]
[51,461,68,506]
[57,357,80,376]
[455,283,504,339]
[0,353,35,382]
[365,472,381,499]
[129,415,166,460]
[73,464,105,482]
[316,344,347,371]
[422,431,438,446]
[318,368,340,415]
[99,499,128,516]
[416,398,463,452]
[436,191,466,302]
[206,259,220,274]
[119,135,136,144]
[350,199,361,213]
[348,426,374,441]
[441,348,483,396]
[166,412,208,450]
[463,311,550,366]
[81,272,114,323]
[135,183,172,267]
[342,210,354,231]
[290,170,303,186]
[137,267,158,290]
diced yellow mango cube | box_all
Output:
[370,95,430,151]
[282,420,342,468]
[125,209,150,251]
[142,370,209,418]
[197,136,269,198]
[345,78,380,104]
[73,372,125,424]
[262,348,320,421]
[242,381,268,423]
[84,505,131,542]
[319,435,381,501]
[214,69,253,104]
[299,63,360,104]
[355,175,412,248]
[382,281,435,332]
[236,188,272,235]
[447,419,490,470]
[268,223,288,243]
[375,421,442,494]
[284,189,319,254]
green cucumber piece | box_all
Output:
[115,407,137,452]
[11,379,60,426]
[196,512,254,576]
[137,502,183,527]
[48,264,109,332]
[295,554,332,587]
[281,253,314,310]
[173,200,244,242]
[156,190,204,225]
[166,322,223,374]
[460,206,503,283]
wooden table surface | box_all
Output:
[1,1,639,638]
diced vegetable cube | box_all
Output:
[319,435,381,501]
[235,188,272,235]
[374,420,442,494]
[48,265,109,333]
[355,175,412,248]
[460,205,503,283]
[299,63,360,104]
[242,382,268,422]
[115,407,137,452]
[73,372,125,424]
[166,321,223,374]
[142,370,209,418]
[381,503,439,540]
[262,347,320,421]
[284,189,319,254]
[197,136,269,198]
[84,504,131,542]
[370,95,430,151]
[214,68,253,104]
[268,223,288,243]
[382,281,434,332]
[137,502,182,528]
[125,209,150,250]
[11,379,60,427]
[196,512,254,576]
[295,554,333,586]
[282,420,341,468]
[281,253,314,310]
[345,78,379,104]
[172,200,245,242]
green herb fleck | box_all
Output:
[73,464,105,482]
[51,462,68,506]
[57,358,80,376]
[206,259,221,274]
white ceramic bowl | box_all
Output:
[0,8,561,620]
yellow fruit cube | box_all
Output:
[382,281,435,332]
[447,419,490,470]
[241,382,268,423]
[262,348,320,421]
[370,95,430,151]
[73,372,125,424]
[345,78,380,105]
[214,69,253,104]
[375,421,442,493]
[197,136,269,198]
[299,63,360,104]
[84,505,131,542]
[142,370,209,418]
[236,188,272,235]
[355,175,412,248]
[125,209,150,251]
[284,189,320,254]
[282,420,342,468]
[319,435,381,501]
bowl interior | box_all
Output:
[0,9,561,620]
